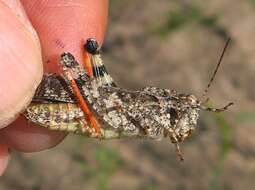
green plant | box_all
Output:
[209,114,233,190]
[92,146,124,190]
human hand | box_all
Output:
[0,0,108,175]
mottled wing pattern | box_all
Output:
[32,74,76,103]
[30,51,166,139]
[58,46,167,138]
[81,84,166,139]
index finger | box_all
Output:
[23,0,108,73]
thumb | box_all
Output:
[0,1,43,128]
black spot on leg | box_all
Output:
[92,65,108,77]
[85,38,100,54]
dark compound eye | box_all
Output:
[167,107,179,125]
[168,108,178,118]
[85,38,100,55]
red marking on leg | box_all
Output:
[83,51,94,78]
[64,70,101,135]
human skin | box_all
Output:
[0,0,108,175]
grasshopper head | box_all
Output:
[163,94,200,144]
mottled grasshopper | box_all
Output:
[24,38,233,161]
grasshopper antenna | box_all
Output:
[199,38,234,112]
[200,38,231,102]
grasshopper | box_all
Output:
[24,38,233,161]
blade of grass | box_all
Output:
[209,114,233,190]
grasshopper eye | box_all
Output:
[167,108,178,119]
[167,107,179,125]
[85,38,100,55]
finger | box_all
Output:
[0,117,66,152]
[1,0,109,152]
[20,0,108,73]
[0,144,10,176]
[0,0,43,129]
[0,0,65,152]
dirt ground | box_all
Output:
[1,0,255,190]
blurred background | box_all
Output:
[1,0,255,189]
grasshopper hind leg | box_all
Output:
[60,52,103,136]
[85,38,117,87]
